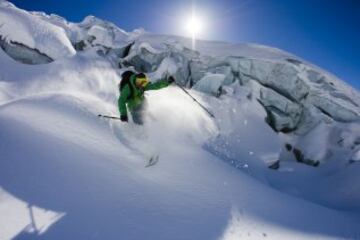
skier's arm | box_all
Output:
[118,85,130,117]
[144,79,170,91]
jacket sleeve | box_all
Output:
[144,79,170,91]
[118,85,130,116]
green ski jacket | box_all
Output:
[118,75,170,117]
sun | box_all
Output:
[184,9,204,50]
[186,14,203,36]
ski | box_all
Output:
[145,155,159,168]
[99,114,158,168]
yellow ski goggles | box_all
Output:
[135,77,149,88]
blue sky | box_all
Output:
[10,0,360,89]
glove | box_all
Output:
[167,76,175,84]
[120,115,128,122]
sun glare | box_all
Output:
[184,8,204,50]
[186,15,202,36]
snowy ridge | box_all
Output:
[0,2,75,60]
[1,1,360,239]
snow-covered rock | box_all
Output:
[0,2,75,62]
[309,93,359,122]
[120,38,360,136]
[193,73,225,96]
[258,87,303,132]
[72,15,133,58]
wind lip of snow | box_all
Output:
[0,3,76,59]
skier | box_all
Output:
[118,71,175,125]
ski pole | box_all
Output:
[175,82,215,118]
[98,114,122,120]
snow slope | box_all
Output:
[1,1,360,239]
